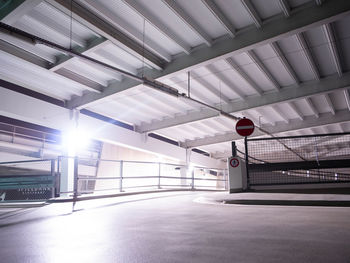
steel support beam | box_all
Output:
[288,102,304,121]
[122,0,190,55]
[296,33,320,80]
[0,35,104,94]
[188,71,231,104]
[54,68,104,93]
[137,72,350,133]
[324,93,336,115]
[338,123,345,132]
[0,0,42,24]
[83,0,172,61]
[29,9,86,47]
[246,50,280,91]
[343,89,350,111]
[323,23,343,77]
[205,64,245,100]
[47,0,164,70]
[162,0,212,47]
[225,57,263,95]
[0,39,49,68]
[271,105,289,124]
[270,42,300,85]
[305,97,319,118]
[201,0,236,37]
[182,110,350,148]
[240,0,262,28]
[278,0,291,17]
[67,77,140,109]
[49,37,108,71]
[65,0,350,109]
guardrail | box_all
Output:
[0,156,228,201]
[58,156,228,198]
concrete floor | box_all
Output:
[1,191,350,263]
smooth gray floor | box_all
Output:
[1,191,350,263]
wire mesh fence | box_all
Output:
[246,132,350,186]
[0,159,56,201]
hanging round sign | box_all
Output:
[235,118,255,137]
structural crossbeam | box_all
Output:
[201,0,236,37]
[48,0,164,70]
[65,0,350,109]
[162,0,212,47]
[181,110,350,148]
[240,0,262,28]
[296,33,320,80]
[323,23,342,77]
[122,0,190,55]
[137,72,350,133]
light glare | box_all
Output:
[62,128,91,154]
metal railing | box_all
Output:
[0,156,227,201]
[0,121,60,145]
[57,156,228,198]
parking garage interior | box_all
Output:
[1,0,350,262]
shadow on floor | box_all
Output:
[251,187,350,195]
[222,199,350,207]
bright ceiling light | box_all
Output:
[62,128,91,154]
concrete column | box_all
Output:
[59,109,79,197]
[179,148,192,187]
[180,167,188,186]
[59,154,75,197]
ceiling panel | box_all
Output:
[137,0,204,47]
[304,26,337,76]
[251,0,281,19]
[253,44,296,86]
[175,0,227,39]
[288,0,312,8]
[214,0,253,29]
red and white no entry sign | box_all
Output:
[230,158,240,168]
[236,118,255,137]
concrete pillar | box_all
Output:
[59,109,79,197]
[180,167,188,186]
[60,154,75,197]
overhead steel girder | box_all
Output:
[137,72,350,133]
[0,0,42,24]
[182,109,350,148]
[0,39,49,68]
[67,0,350,109]
[47,0,164,70]
[122,0,191,55]
[201,0,236,37]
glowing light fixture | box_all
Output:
[62,128,91,155]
